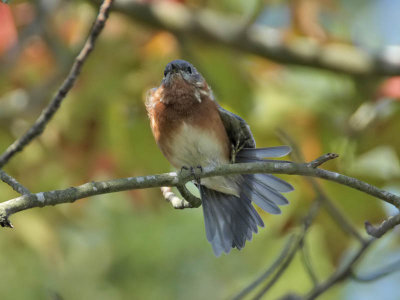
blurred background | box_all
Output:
[0,0,400,299]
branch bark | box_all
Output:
[1,156,400,228]
[0,170,30,195]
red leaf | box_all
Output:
[0,3,18,56]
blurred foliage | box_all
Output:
[0,0,400,299]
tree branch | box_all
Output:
[300,237,319,287]
[233,200,321,300]
[0,169,30,195]
[0,0,114,169]
[1,157,399,227]
[105,0,400,76]
[365,214,400,238]
[277,129,365,242]
[304,239,374,300]
[233,236,297,300]
[252,201,321,299]
[307,153,339,168]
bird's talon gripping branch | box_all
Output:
[194,165,203,184]
[179,165,191,180]
[179,165,202,184]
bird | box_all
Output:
[146,59,294,256]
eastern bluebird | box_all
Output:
[146,59,293,256]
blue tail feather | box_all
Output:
[200,146,293,256]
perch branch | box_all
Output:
[1,157,400,227]
[0,0,114,169]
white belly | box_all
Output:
[168,122,239,196]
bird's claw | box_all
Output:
[180,165,203,185]
[231,140,245,163]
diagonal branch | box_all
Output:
[0,170,30,195]
[304,239,374,300]
[233,200,321,300]
[277,129,365,242]
[0,0,114,169]
[103,0,400,76]
[252,201,321,299]
[300,236,319,287]
[232,235,297,300]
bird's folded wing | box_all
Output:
[217,106,256,149]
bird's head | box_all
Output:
[162,59,204,87]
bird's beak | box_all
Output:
[164,70,183,85]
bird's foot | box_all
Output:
[180,165,203,185]
[231,140,245,163]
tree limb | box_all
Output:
[1,156,399,231]
[0,170,30,195]
[105,0,400,76]
[0,0,114,169]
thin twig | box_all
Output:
[0,0,114,169]
[253,201,321,299]
[304,239,374,300]
[0,170,30,195]
[318,191,365,243]
[300,237,319,287]
[365,214,400,238]
[232,235,297,300]
[277,129,365,243]
[308,153,339,168]
[252,236,302,300]
[0,157,399,227]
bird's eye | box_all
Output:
[164,70,168,77]
[186,66,192,74]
